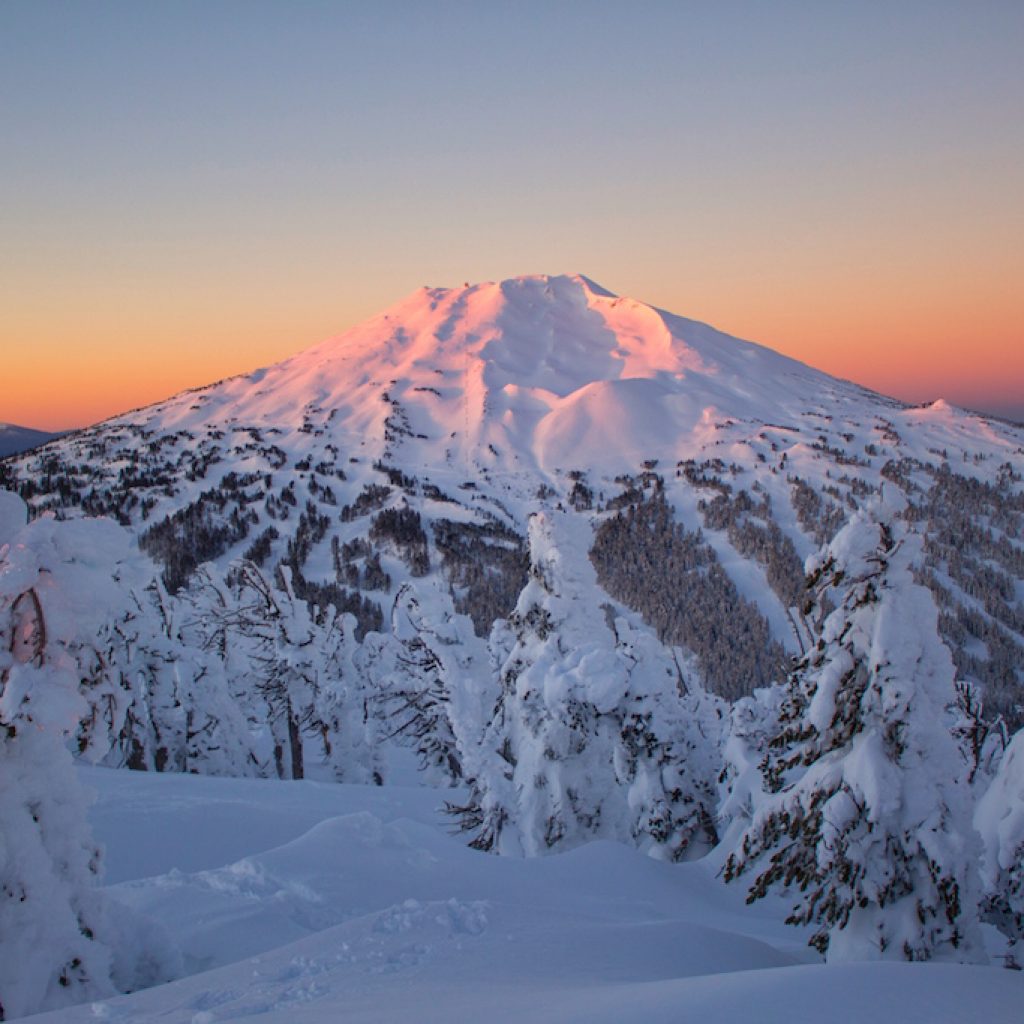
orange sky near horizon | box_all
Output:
[3,3,1022,431]
[4,262,1021,432]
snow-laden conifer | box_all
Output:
[0,493,178,1019]
[975,727,1024,950]
[46,565,259,777]
[724,505,984,962]
[453,511,724,859]
[716,685,785,849]
[185,560,371,781]
[372,581,491,786]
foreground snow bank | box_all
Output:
[21,767,1022,1023]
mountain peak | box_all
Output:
[105,273,887,474]
[60,273,1016,484]
[423,273,617,299]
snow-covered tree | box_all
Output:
[716,684,785,849]
[724,508,984,962]
[192,562,324,779]
[183,560,376,783]
[0,493,177,1018]
[60,574,241,775]
[975,727,1024,951]
[947,678,1007,788]
[374,582,490,787]
[316,608,381,785]
[453,512,724,859]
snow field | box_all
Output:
[22,767,1020,1023]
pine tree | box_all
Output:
[215,562,325,779]
[724,508,984,962]
[68,576,261,776]
[716,684,785,849]
[0,493,176,1018]
[374,582,487,786]
[452,511,724,859]
[975,728,1024,953]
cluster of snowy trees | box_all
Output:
[0,493,179,1020]
[697,484,806,607]
[5,484,1024,1016]
[590,479,787,699]
[450,512,725,860]
[908,463,1024,729]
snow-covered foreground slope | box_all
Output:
[23,767,1021,1024]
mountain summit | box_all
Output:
[4,273,1022,719]
[100,273,909,475]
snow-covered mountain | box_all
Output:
[4,273,1023,717]
[4,275,1024,1019]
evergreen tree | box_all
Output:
[183,560,377,782]
[374,582,488,787]
[975,728,1024,952]
[65,575,261,776]
[716,684,785,849]
[453,511,724,859]
[215,562,324,779]
[0,493,177,1018]
[724,508,984,962]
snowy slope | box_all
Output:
[21,766,1021,1024]
[125,275,1023,475]
[14,273,1021,486]
[5,273,1023,708]
[4,279,1024,1019]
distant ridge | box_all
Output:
[0,422,61,458]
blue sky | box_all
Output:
[3,1,1022,427]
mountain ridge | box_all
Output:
[3,273,1022,721]
[69,273,976,475]
[0,422,63,459]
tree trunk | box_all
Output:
[287,707,304,780]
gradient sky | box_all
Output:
[3,0,1022,431]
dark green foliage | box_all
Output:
[331,536,391,591]
[242,525,279,567]
[370,506,430,576]
[283,567,383,639]
[140,489,258,593]
[908,464,1024,728]
[423,482,458,504]
[340,484,391,522]
[568,480,594,511]
[433,517,529,637]
[789,476,846,545]
[281,501,331,573]
[698,489,806,607]
[591,485,787,700]
[372,461,417,492]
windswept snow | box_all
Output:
[21,767,1020,1024]
[69,273,1021,481]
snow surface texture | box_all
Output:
[22,767,1023,1024]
